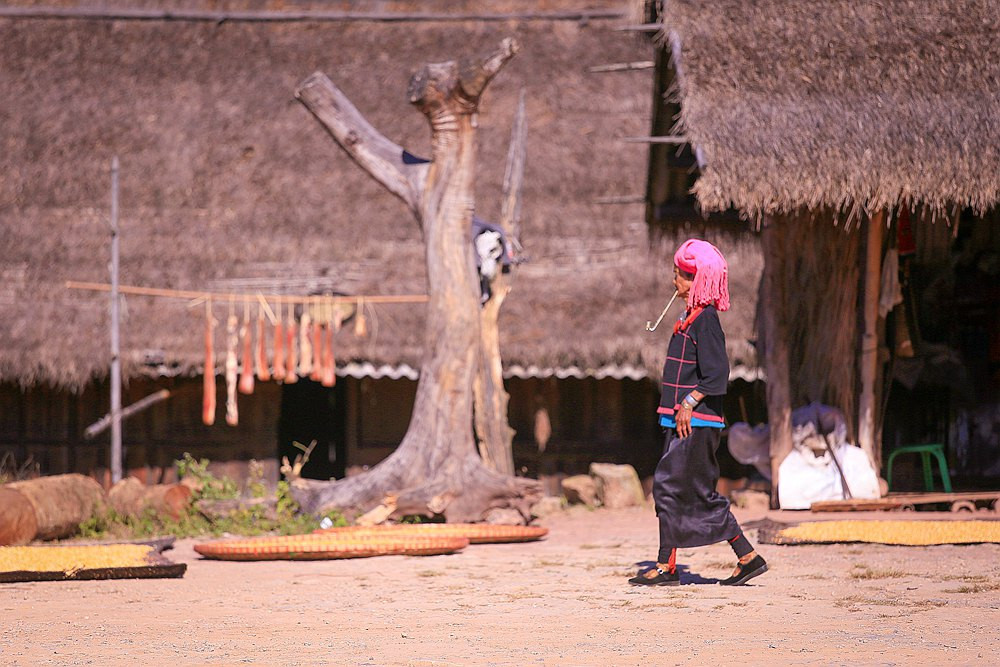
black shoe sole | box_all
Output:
[628,578,681,587]
[720,563,768,586]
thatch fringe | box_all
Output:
[660,0,1000,218]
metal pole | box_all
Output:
[110,156,122,484]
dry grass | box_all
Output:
[943,582,1000,594]
[850,566,907,580]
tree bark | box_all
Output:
[473,90,526,476]
[761,216,793,509]
[291,39,541,522]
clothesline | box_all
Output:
[65,280,429,305]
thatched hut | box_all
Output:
[0,1,763,486]
[646,0,1000,494]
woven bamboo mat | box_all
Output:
[194,533,470,561]
[312,523,549,544]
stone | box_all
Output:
[530,496,564,518]
[589,463,644,509]
[483,507,525,525]
[729,489,770,512]
[561,474,598,506]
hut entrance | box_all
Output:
[278,379,346,480]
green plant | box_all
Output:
[175,453,239,501]
[75,456,349,541]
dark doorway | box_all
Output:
[278,379,346,480]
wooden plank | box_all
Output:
[811,491,1000,512]
[0,7,624,23]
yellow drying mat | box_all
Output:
[0,544,154,574]
[775,520,1000,546]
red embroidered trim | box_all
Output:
[673,307,705,334]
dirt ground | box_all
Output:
[4,504,999,666]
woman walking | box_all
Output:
[629,239,767,587]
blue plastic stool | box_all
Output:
[886,443,952,493]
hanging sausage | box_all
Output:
[225,309,239,426]
[311,313,324,382]
[202,299,216,426]
[238,303,254,395]
[321,314,336,387]
[284,302,298,384]
[255,301,271,382]
[272,301,286,382]
[299,310,313,377]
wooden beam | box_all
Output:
[594,195,646,205]
[761,216,793,509]
[615,23,661,32]
[85,390,171,440]
[858,210,885,470]
[587,61,655,73]
[621,136,689,144]
[0,7,625,23]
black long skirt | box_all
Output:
[653,427,741,548]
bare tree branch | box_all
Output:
[296,72,427,217]
[499,89,527,239]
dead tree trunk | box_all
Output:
[291,39,541,523]
[473,90,526,477]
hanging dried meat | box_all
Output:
[321,320,336,387]
[311,319,323,382]
[238,306,254,395]
[272,306,286,382]
[225,313,239,426]
[284,305,298,384]
[255,302,271,382]
[202,301,216,426]
[299,312,313,377]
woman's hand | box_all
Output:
[676,403,693,439]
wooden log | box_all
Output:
[0,487,39,546]
[108,478,193,520]
[7,474,106,541]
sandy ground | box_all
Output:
[4,505,1000,666]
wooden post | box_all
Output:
[109,156,123,485]
[761,216,793,509]
[858,210,885,470]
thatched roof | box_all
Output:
[0,4,761,390]
[660,0,1000,218]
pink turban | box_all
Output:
[674,239,730,312]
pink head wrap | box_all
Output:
[674,239,730,312]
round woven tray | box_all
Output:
[312,523,549,544]
[194,534,470,561]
